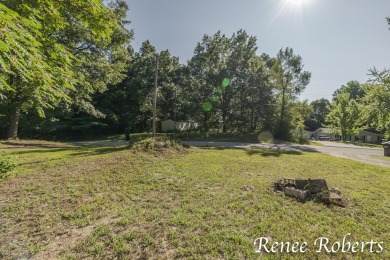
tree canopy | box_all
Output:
[2,4,388,143]
[0,1,132,139]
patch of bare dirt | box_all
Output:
[32,217,120,259]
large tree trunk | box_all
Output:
[7,105,21,140]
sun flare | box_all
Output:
[287,0,311,6]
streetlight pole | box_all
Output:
[174,90,177,138]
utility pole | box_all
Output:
[173,90,177,138]
[153,54,158,137]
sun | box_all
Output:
[287,0,311,6]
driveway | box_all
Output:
[70,140,128,147]
[183,141,390,168]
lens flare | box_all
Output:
[202,101,212,112]
[287,0,311,7]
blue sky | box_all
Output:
[126,0,390,101]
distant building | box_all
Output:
[348,129,383,144]
[312,128,337,140]
[311,128,383,143]
[161,119,198,132]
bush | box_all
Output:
[291,125,309,144]
[0,152,17,179]
[129,136,186,151]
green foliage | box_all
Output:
[271,47,311,140]
[1,1,133,138]
[290,100,312,144]
[363,68,390,138]
[304,98,330,131]
[130,136,185,151]
[332,80,364,101]
[185,30,275,133]
[291,125,309,144]
[93,41,180,134]
[0,151,17,179]
[326,92,362,141]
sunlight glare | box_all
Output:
[287,0,311,7]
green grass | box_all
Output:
[0,145,389,259]
[372,155,390,160]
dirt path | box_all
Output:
[32,217,120,259]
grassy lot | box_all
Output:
[372,155,390,160]
[0,145,389,259]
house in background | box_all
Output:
[161,119,198,132]
[348,129,383,144]
[310,127,383,143]
[312,128,338,140]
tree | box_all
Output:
[326,93,362,141]
[226,30,274,132]
[94,40,181,134]
[304,98,330,131]
[184,30,275,133]
[0,3,75,138]
[1,1,132,139]
[332,80,364,101]
[185,31,231,132]
[270,47,311,139]
[291,100,312,143]
[363,68,390,139]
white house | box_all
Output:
[311,128,383,143]
[312,128,337,140]
[161,119,198,132]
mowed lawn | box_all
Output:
[0,145,389,259]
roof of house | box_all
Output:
[360,129,383,135]
[314,127,332,132]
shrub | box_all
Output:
[0,152,17,179]
[129,136,186,151]
[291,125,309,144]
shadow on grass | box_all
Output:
[198,146,307,157]
[245,149,303,157]
[9,145,129,157]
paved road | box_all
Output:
[70,140,128,147]
[183,140,390,168]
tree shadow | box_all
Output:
[8,145,129,157]
[197,146,307,157]
[245,149,303,157]
[288,145,320,153]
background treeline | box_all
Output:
[1,1,389,141]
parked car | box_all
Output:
[318,135,333,141]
